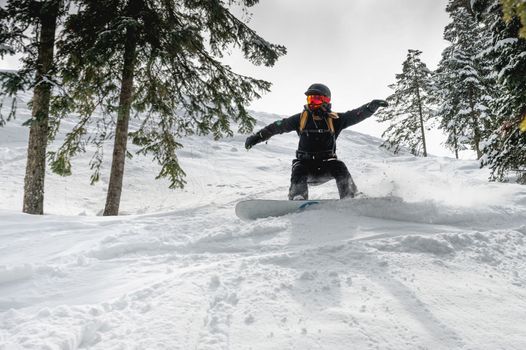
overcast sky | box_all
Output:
[0,0,454,154]
[226,0,451,142]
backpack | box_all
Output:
[299,109,339,134]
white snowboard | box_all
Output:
[235,199,337,221]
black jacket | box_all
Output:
[256,103,375,158]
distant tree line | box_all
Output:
[0,0,286,215]
[376,0,526,184]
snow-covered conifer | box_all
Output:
[473,0,526,183]
[434,3,495,159]
[376,49,434,157]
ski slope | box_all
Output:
[1,95,526,349]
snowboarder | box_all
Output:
[245,83,387,200]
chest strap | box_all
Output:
[299,110,338,134]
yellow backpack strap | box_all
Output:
[327,117,335,134]
[327,112,338,134]
[299,110,309,132]
[300,110,337,133]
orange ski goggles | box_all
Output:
[307,95,331,105]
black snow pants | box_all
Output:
[288,158,357,200]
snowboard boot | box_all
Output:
[336,175,357,199]
[288,181,308,200]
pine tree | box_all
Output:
[433,45,465,159]
[376,49,434,157]
[49,0,286,215]
[0,0,65,214]
[434,4,495,159]
[473,0,526,183]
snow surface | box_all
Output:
[1,94,526,349]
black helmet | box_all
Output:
[305,83,331,98]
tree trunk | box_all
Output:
[414,81,428,157]
[23,1,59,215]
[453,126,459,159]
[103,22,138,216]
[410,56,428,158]
[469,87,483,159]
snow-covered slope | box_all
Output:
[1,96,526,349]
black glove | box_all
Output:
[245,132,263,150]
[366,99,388,112]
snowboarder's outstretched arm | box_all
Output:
[339,99,388,129]
[245,114,300,149]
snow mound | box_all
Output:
[1,101,526,349]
